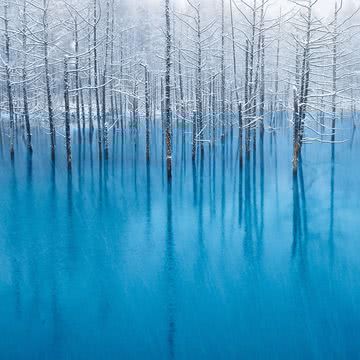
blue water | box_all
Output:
[0,122,360,359]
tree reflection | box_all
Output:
[292,158,308,274]
[165,181,176,360]
[329,145,335,265]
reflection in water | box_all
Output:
[244,155,253,259]
[221,143,225,244]
[238,148,243,227]
[9,162,21,317]
[198,156,204,248]
[329,145,335,265]
[146,162,152,226]
[211,145,216,217]
[0,123,4,159]
[192,159,197,206]
[273,132,280,219]
[166,181,175,360]
[292,159,309,277]
[259,131,264,243]
[0,122,360,359]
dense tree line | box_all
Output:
[0,0,359,175]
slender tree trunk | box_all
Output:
[239,102,243,167]
[293,0,312,171]
[178,46,186,132]
[80,78,86,136]
[64,57,72,169]
[145,67,151,162]
[93,0,102,158]
[331,2,338,144]
[293,88,300,172]
[4,2,15,159]
[259,0,265,137]
[272,9,281,127]
[259,33,265,137]
[195,5,203,156]
[165,0,172,179]
[119,46,124,133]
[43,0,56,160]
[245,40,251,158]
[192,110,197,161]
[212,75,217,145]
[88,24,93,133]
[21,0,32,153]
[110,1,116,129]
[248,0,257,122]
[230,0,239,103]
[102,0,111,159]
[74,17,81,143]
[220,0,226,142]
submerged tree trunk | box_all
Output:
[93,0,102,158]
[293,88,300,173]
[248,0,257,128]
[272,9,281,128]
[230,0,239,104]
[195,4,203,156]
[102,0,111,159]
[80,78,86,137]
[260,33,265,138]
[293,0,312,173]
[145,66,151,162]
[331,2,339,144]
[165,0,172,179]
[259,0,265,137]
[245,40,251,158]
[74,17,81,143]
[192,110,197,161]
[220,0,226,142]
[119,46,124,133]
[4,2,15,159]
[88,24,94,133]
[239,102,243,167]
[43,0,56,160]
[178,46,186,132]
[110,2,116,130]
[64,57,72,170]
[21,0,32,153]
[212,75,217,145]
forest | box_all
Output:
[1,0,360,359]
[0,0,358,173]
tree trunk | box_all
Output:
[64,56,72,170]
[102,0,111,159]
[145,67,151,162]
[74,17,81,143]
[93,0,102,158]
[43,0,56,160]
[220,0,226,142]
[88,24,93,133]
[21,0,32,153]
[331,2,338,144]
[165,0,172,179]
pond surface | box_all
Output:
[0,121,360,359]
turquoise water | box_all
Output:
[0,123,360,359]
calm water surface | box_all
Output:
[0,121,360,359]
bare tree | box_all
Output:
[165,0,172,179]
[3,1,15,159]
[20,0,32,153]
[64,56,72,169]
[101,0,111,159]
[42,0,56,160]
[93,0,102,158]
